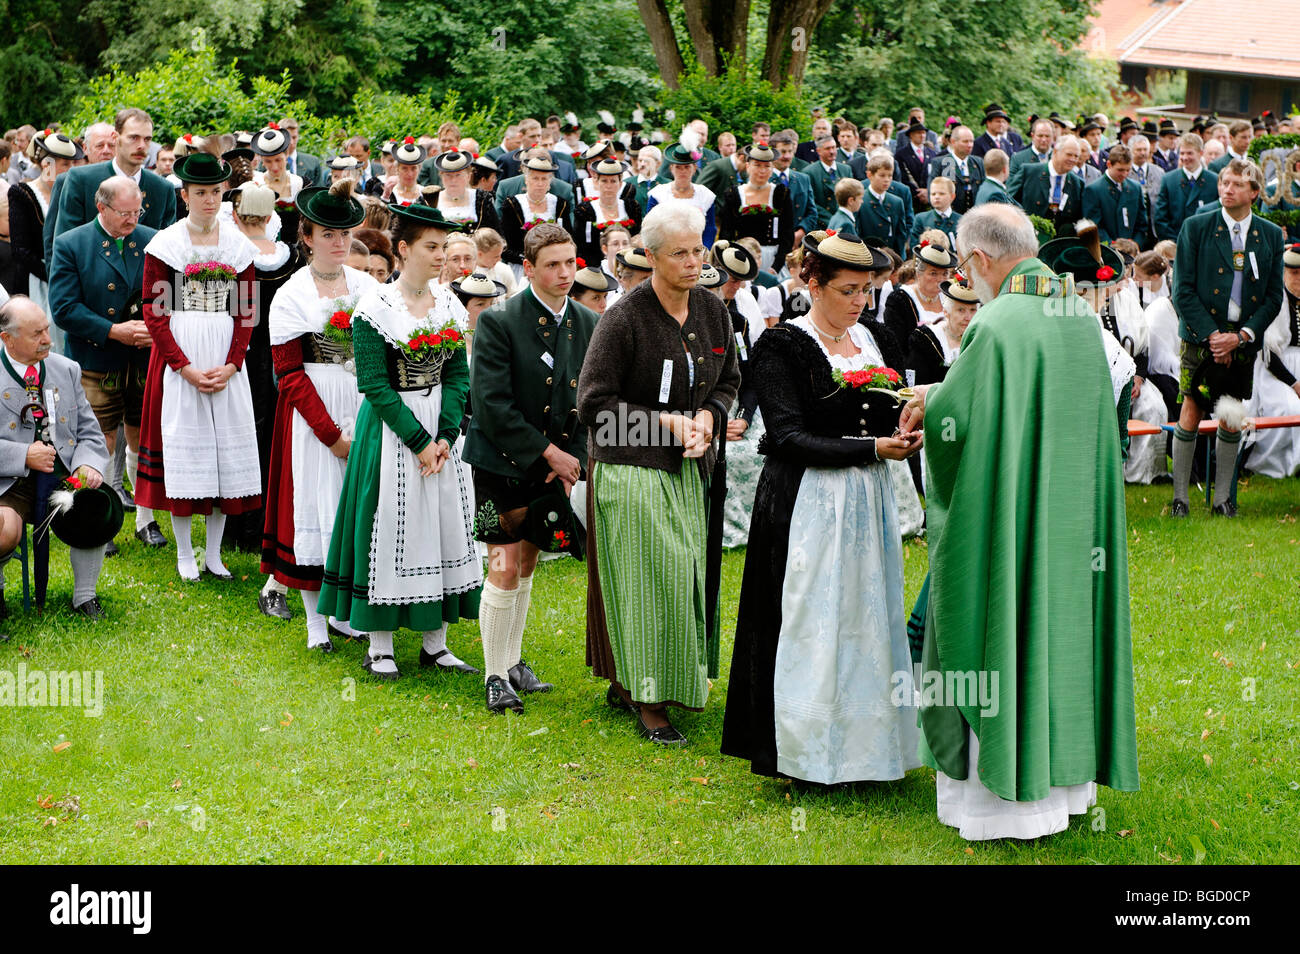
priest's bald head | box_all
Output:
[956,205,1038,303]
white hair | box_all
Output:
[638,144,663,166]
[95,175,142,208]
[1054,135,1080,154]
[956,205,1038,263]
[1129,134,1150,148]
[641,203,705,252]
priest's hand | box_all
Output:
[899,384,931,433]
[76,465,104,489]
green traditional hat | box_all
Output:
[387,202,466,232]
[299,185,366,229]
[174,152,232,185]
[1039,221,1125,289]
[711,240,758,282]
[803,230,892,271]
[664,129,704,165]
[50,484,124,550]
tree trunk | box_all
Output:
[682,0,750,76]
[635,0,686,88]
[763,0,836,88]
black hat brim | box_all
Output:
[51,486,124,549]
[298,187,366,229]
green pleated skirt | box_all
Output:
[592,460,716,709]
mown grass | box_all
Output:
[1,478,1297,864]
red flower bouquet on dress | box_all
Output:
[404,321,466,359]
[740,204,777,216]
[182,260,238,310]
[832,366,914,437]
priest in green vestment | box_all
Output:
[900,204,1139,839]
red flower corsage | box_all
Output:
[1096,265,1115,281]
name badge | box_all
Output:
[658,358,674,404]
[540,351,554,369]
[735,331,748,361]
[1122,207,1130,229]
[1059,193,1069,212]
[1249,251,1259,281]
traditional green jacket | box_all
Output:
[907,208,960,250]
[1081,173,1149,246]
[803,159,853,228]
[1174,208,1284,347]
[1153,166,1218,241]
[44,161,176,265]
[463,287,598,480]
[919,257,1140,801]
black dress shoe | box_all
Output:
[1212,501,1238,517]
[134,522,168,547]
[419,648,480,673]
[104,540,120,558]
[309,638,335,653]
[204,565,234,581]
[1170,499,1190,518]
[258,590,292,620]
[362,652,400,680]
[509,660,553,693]
[606,685,633,712]
[72,597,107,621]
[486,674,524,714]
[117,486,136,513]
[632,705,687,746]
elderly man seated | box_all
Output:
[0,295,110,637]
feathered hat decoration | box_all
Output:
[679,128,701,161]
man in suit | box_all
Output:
[48,175,166,553]
[1080,144,1148,247]
[805,135,852,229]
[894,107,938,153]
[463,223,597,713]
[1008,135,1085,236]
[1127,135,1164,246]
[485,125,522,164]
[972,104,1024,159]
[0,295,111,627]
[796,117,833,166]
[855,153,907,257]
[1208,120,1252,174]
[344,136,385,193]
[44,108,176,267]
[1009,119,1055,177]
[770,132,818,242]
[907,176,960,249]
[835,121,867,180]
[696,150,747,197]
[1154,133,1218,242]
[1153,120,1181,172]
[278,117,325,187]
[896,118,938,210]
[927,126,984,214]
[1170,160,1284,517]
[1077,120,1107,179]
[974,150,1018,206]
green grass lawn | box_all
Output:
[2,478,1297,864]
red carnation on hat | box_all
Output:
[1096,265,1115,281]
[43,128,52,136]
[575,257,587,268]
[461,268,471,276]
[403,136,415,145]
[919,239,930,247]
[757,140,768,147]
[825,229,837,237]
[954,272,965,282]
[268,122,280,130]
[183,133,193,143]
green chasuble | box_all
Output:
[918,257,1139,802]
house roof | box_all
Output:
[1111,0,1300,80]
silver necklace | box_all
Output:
[186,216,217,235]
[399,277,429,298]
[810,315,848,343]
[310,263,344,282]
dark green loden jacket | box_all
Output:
[1173,209,1284,348]
[463,288,599,480]
[44,161,176,265]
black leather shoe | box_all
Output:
[117,485,136,513]
[1212,501,1238,517]
[509,660,553,693]
[134,522,168,547]
[486,674,524,714]
[309,638,335,653]
[204,567,234,581]
[606,685,633,712]
[72,597,107,621]
[104,540,119,558]
[258,590,292,620]
[419,648,480,673]
[633,706,687,745]
[362,652,400,680]
[1170,499,1190,518]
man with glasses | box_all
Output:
[48,176,166,553]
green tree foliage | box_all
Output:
[805,0,1112,126]
[0,0,95,130]
[658,59,814,141]
[338,89,503,157]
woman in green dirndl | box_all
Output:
[318,204,483,679]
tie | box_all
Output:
[1135,166,1146,186]
[1051,174,1062,205]
[23,366,43,420]
[1230,223,1244,308]
[778,171,788,187]
[958,160,968,177]
[287,155,296,174]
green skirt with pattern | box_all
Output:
[592,460,717,709]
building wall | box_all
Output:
[1187,71,1298,118]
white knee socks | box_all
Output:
[366,630,398,675]
[480,580,517,682]
[301,590,330,648]
[204,508,227,574]
[506,573,534,669]
[262,575,288,595]
[172,514,197,579]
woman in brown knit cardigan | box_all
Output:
[578,203,739,746]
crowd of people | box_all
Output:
[1,98,1297,843]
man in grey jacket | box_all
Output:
[0,296,110,632]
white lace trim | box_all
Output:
[253,242,291,271]
[269,265,378,346]
[144,219,257,275]
[789,314,884,372]
[353,282,469,350]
